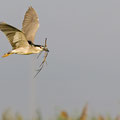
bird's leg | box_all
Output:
[2,51,12,58]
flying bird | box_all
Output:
[0,7,49,77]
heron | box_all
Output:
[0,7,49,77]
[0,7,49,57]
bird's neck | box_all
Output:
[28,40,41,47]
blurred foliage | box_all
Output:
[0,105,120,120]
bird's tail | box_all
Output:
[2,52,13,58]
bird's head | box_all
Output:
[39,45,49,52]
[28,38,49,52]
[36,38,49,52]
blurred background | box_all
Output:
[0,0,120,119]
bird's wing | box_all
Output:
[0,22,29,49]
[22,6,39,43]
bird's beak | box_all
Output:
[43,47,49,52]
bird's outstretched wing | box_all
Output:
[0,22,29,49]
[22,6,39,43]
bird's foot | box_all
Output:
[2,52,12,58]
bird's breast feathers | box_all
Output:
[12,46,41,55]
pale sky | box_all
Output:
[0,0,120,119]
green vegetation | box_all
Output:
[1,105,120,120]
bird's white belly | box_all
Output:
[12,47,39,55]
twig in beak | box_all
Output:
[34,52,48,78]
[37,51,43,59]
[39,52,48,67]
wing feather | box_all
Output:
[22,6,39,43]
[0,22,29,49]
